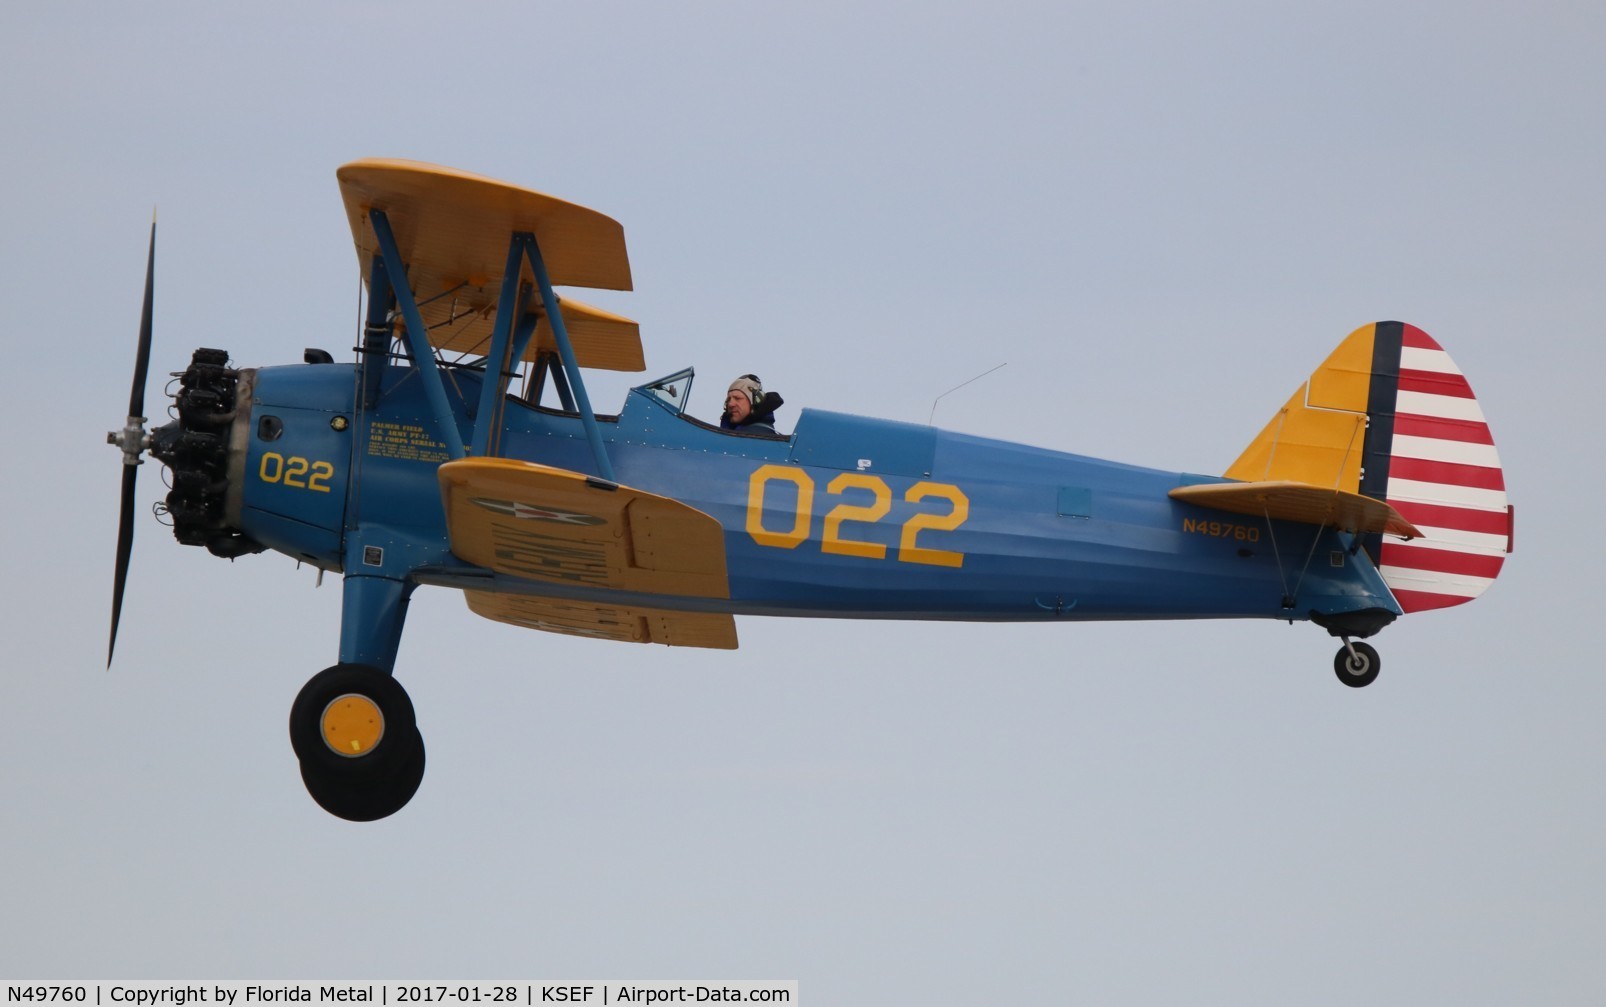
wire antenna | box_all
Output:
[929,362,1007,425]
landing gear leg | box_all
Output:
[285,574,426,820]
[339,574,414,674]
[1333,638,1381,688]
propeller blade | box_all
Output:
[109,464,138,667]
[109,216,155,668]
[129,217,155,419]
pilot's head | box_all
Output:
[726,375,763,423]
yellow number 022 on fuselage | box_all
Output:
[259,452,335,493]
[745,464,970,567]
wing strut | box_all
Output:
[359,252,395,410]
[525,233,616,482]
[470,236,530,458]
[369,208,467,460]
[463,230,616,480]
[365,212,616,481]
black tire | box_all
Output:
[300,728,426,822]
[289,663,417,776]
[1333,641,1381,688]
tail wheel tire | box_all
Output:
[1333,641,1381,688]
[300,728,426,822]
[289,663,417,776]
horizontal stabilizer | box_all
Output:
[466,592,737,649]
[1169,481,1422,539]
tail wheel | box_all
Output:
[290,663,425,819]
[1333,641,1381,688]
[300,728,426,822]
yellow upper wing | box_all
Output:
[422,295,644,371]
[337,158,643,372]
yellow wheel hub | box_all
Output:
[321,693,384,758]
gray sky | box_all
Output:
[3,1,1602,1001]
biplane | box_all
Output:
[108,159,1515,820]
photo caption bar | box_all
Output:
[2,984,797,1006]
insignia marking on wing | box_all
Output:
[470,497,607,525]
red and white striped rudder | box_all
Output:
[1373,324,1512,612]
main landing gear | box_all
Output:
[1333,639,1381,688]
[289,664,425,821]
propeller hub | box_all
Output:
[107,416,150,465]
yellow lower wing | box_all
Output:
[439,458,736,648]
[1169,481,1421,539]
[465,593,736,649]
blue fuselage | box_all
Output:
[235,362,1398,626]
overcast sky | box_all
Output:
[3,2,1602,1002]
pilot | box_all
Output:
[721,374,784,434]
